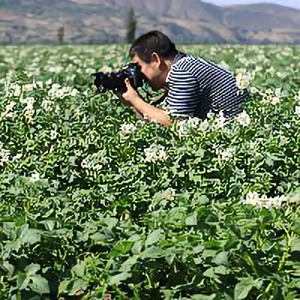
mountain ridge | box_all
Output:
[1,0,300,44]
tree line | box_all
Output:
[57,8,137,44]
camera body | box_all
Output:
[91,63,146,94]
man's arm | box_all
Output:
[119,78,171,126]
[130,96,170,126]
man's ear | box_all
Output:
[151,52,161,64]
[152,52,165,70]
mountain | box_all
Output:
[1,0,300,44]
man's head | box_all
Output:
[129,30,178,91]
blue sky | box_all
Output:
[203,0,300,9]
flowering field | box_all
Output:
[0,44,300,300]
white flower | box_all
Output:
[23,83,36,92]
[236,110,251,127]
[261,88,286,106]
[0,101,16,120]
[30,170,40,182]
[249,140,258,150]
[50,130,58,140]
[13,84,22,97]
[41,99,54,112]
[36,81,44,89]
[295,106,300,117]
[0,146,10,166]
[235,71,254,90]
[186,117,201,128]
[49,66,64,73]
[80,155,103,171]
[199,119,209,132]
[144,144,168,163]
[270,96,281,105]
[242,191,260,206]
[249,87,259,94]
[276,72,289,79]
[216,147,235,161]
[12,153,22,161]
[46,78,52,85]
[177,117,201,137]
[177,123,190,138]
[70,88,79,97]
[22,97,35,124]
[275,88,288,98]
[207,111,215,119]
[81,159,90,169]
[55,89,65,99]
[21,96,35,105]
[215,111,227,129]
[120,123,137,135]
[242,192,285,208]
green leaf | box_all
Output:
[196,195,210,205]
[17,273,30,290]
[108,272,132,286]
[25,263,40,276]
[3,261,14,276]
[203,267,216,279]
[132,240,143,254]
[234,277,262,300]
[128,234,141,242]
[90,232,106,241]
[145,229,161,247]
[30,274,50,295]
[110,241,133,257]
[72,262,85,278]
[20,226,41,245]
[193,245,204,254]
[191,294,216,300]
[58,279,73,294]
[120,256,138,273]
[291,238,300,252]
[105,217,118,229]
[214,265,227,275]
[186,211,198,226]
[212,251,228,265]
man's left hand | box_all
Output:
[121,78,140,105]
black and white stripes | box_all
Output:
[165,53,250,119]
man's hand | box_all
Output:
[114,79,145,119]
[115,78,139,106]
[116,78,170,126]
[121,78,140,105]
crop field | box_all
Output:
[0,44,300,300]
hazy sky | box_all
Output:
[203,0,300,10]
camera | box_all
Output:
[91,62,147,94]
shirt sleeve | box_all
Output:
[166,68,201,118]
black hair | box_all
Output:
[129,30,178,63]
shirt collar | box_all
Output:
[173,52,187,63]
[164,52,187,88]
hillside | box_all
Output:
[1,0,300,44]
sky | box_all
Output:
[203,0,300,10]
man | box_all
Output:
[118,30,250,127]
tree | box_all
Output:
[57,26,64,44]
[126,8,137,44]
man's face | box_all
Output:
[132,53,165,91]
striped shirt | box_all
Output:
[165,52,250,119]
